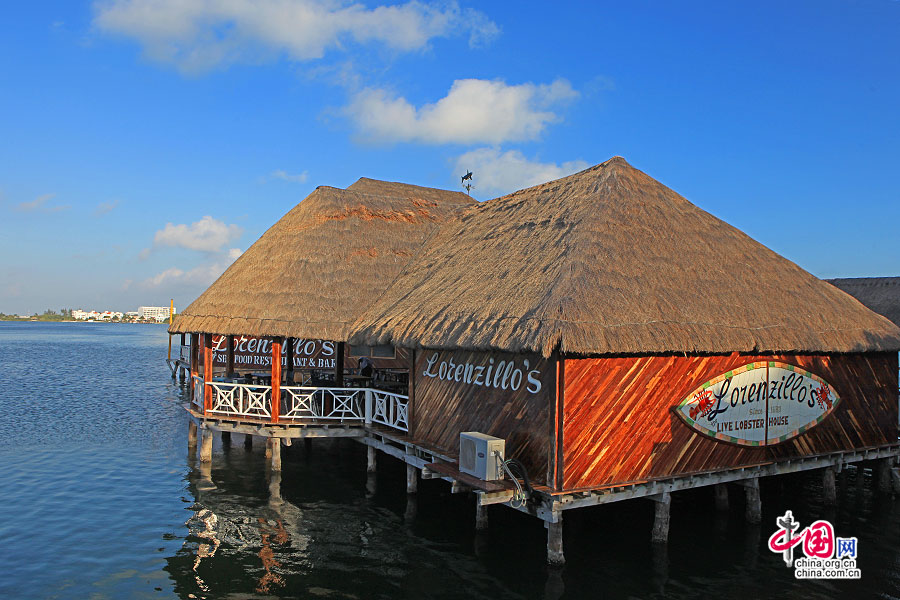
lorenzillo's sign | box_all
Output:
[211,336,337,369]
[674,362,840,446]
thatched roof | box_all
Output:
[347,177,471,204]
[350,157,900,357]
[827,277,900,327]
[170,183,474,339]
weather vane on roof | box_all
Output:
[461,170,474,195]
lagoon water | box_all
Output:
[1,322,898,599]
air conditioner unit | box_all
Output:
[459,432,505,481]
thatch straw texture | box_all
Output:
[170,184,474,339]
[827,277,900,327]
[350,157,900,357]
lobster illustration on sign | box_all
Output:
[689,389,716,419]
[812,384,833,410]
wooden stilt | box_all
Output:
[406,464,418,494]
[265,438,273,460]
[546,518,564,566]
[269,471,283,506]
[188,420,198,449]
[271,439,282,471]
[876,459,892,493]
[221,431,231,447]
[823,467,837,506]
[199,429,213,463]
[743,478,761,524]
[891,467,900,495]
[714,484,728,512]
[650,492,671,544]
[475,502,489,531]
[244,434,253,449]
[367,446,377,473]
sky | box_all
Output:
[1,1,898,315]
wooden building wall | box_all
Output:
[561,352,899,491]
[411,349,553,484]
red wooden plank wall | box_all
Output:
[562,352,899,490]
[412,349,553,484]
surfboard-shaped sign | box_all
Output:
[674,362,840,446]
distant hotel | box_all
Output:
[138,306,177,321]
[72,305,176,322]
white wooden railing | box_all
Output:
[208,381,272,419]
[192,379,409,432]
[369,389,409,432]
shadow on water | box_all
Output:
[1,323,898,600]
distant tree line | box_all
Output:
[0,309,73,321]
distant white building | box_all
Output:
[138,306,176,322]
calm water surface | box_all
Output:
[1,322,898,599]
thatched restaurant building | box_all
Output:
[348,157,900,562]
[171,158,900,565]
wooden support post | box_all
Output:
[475,502,489,531]
[650,492,671,544]
[265,438,273,459]
[244,434,253,449]
[268,471,283,507]
[188,420,198,449]
[203,333,213,414]
[546,517,564,567]
[221,431,231,448]
[335,342,345,387]
[226,335,235,377]
[714,484,729,512]
[743,478,761,524]
[199,429,213,463]
[406,464,418,494]
[189,332,199,404]
[270,439,282,471]
[877,459,892,493]
[367,446,377,473]
[285,337,294,383]
[271,338,282,424]
[823,467,837,506]
[891,467,900,495]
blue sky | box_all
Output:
[1,1,898,315]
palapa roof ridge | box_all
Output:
[170,183,475,340]
[827,276,900,327]
[349,157,900,357]
[347,177,471,201]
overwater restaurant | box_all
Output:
[347,157,900,562]
[172,158,900,565]
[169,178,473,438]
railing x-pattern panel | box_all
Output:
[189,378,408,433]
[370,390,409,432]
[207,381,272,419]
[281,387,365,422]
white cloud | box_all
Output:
[15,193,69,213]
[346,78,578,145]
[140,248,242,290]
[152,215,243,253]
[93,0,498,73]
[454,148,589,197]
[269,169,309,183]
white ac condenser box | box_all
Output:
[459,432,505,481]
